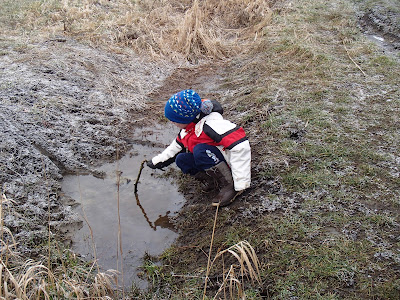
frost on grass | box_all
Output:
[0,38,174,255]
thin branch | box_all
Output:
[203,204,220,300]
[134,160,147,193]
[343,41,367,77]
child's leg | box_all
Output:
[175,152,198,175]
[175,144,226,175]
[192,144,226,171]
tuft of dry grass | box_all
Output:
[212,241,261,299]
[1,0,273,61]
[202,206,261,299]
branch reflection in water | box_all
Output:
[135,192,176,232]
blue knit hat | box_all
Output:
[164,90,202,124]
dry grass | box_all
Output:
[212,241,261,299]
[0,193,117,299]
[202,206,261,299]
[3,0,273,61]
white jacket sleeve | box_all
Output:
[152,139,183,165]
[227,140,251,191]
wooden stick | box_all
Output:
[134,160,147,193]
[203,203,220,299]
[343,41,367,77]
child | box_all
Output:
[147,89,251,207]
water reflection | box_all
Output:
[135,193,176,231]
[62,140,184,288]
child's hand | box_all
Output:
[146,160,158,169]
[146,160,166,170]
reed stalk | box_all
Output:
[116,147,125,298]
[203,203,220,300]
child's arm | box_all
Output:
[227,140,251,191]
[147,138,183,169]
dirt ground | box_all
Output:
[0,30,241,257]
[0,39,175,255]
[1,0,400,298]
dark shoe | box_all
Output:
[205,162,239,207]
[193,171,216,193]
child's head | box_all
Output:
[164,90,202,125]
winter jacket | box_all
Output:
[151,112,251,191]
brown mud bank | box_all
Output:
[355,0,400,51]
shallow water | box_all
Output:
[61,125,185,288]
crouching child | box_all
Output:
[147,89,251,207]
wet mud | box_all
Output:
[356,1,400,51]
[0,39,175,258]
[0,37,230,288]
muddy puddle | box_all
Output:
[61,124,184,288]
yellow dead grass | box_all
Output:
[13,0,273,61]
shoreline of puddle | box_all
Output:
[61,124,185,289]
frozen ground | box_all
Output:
[0,38,175,256]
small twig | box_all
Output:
[116,147,125,297]
[203,204,220,300]
[81,204,99,274]
[134,160,147,193]
[343,41,367,77]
